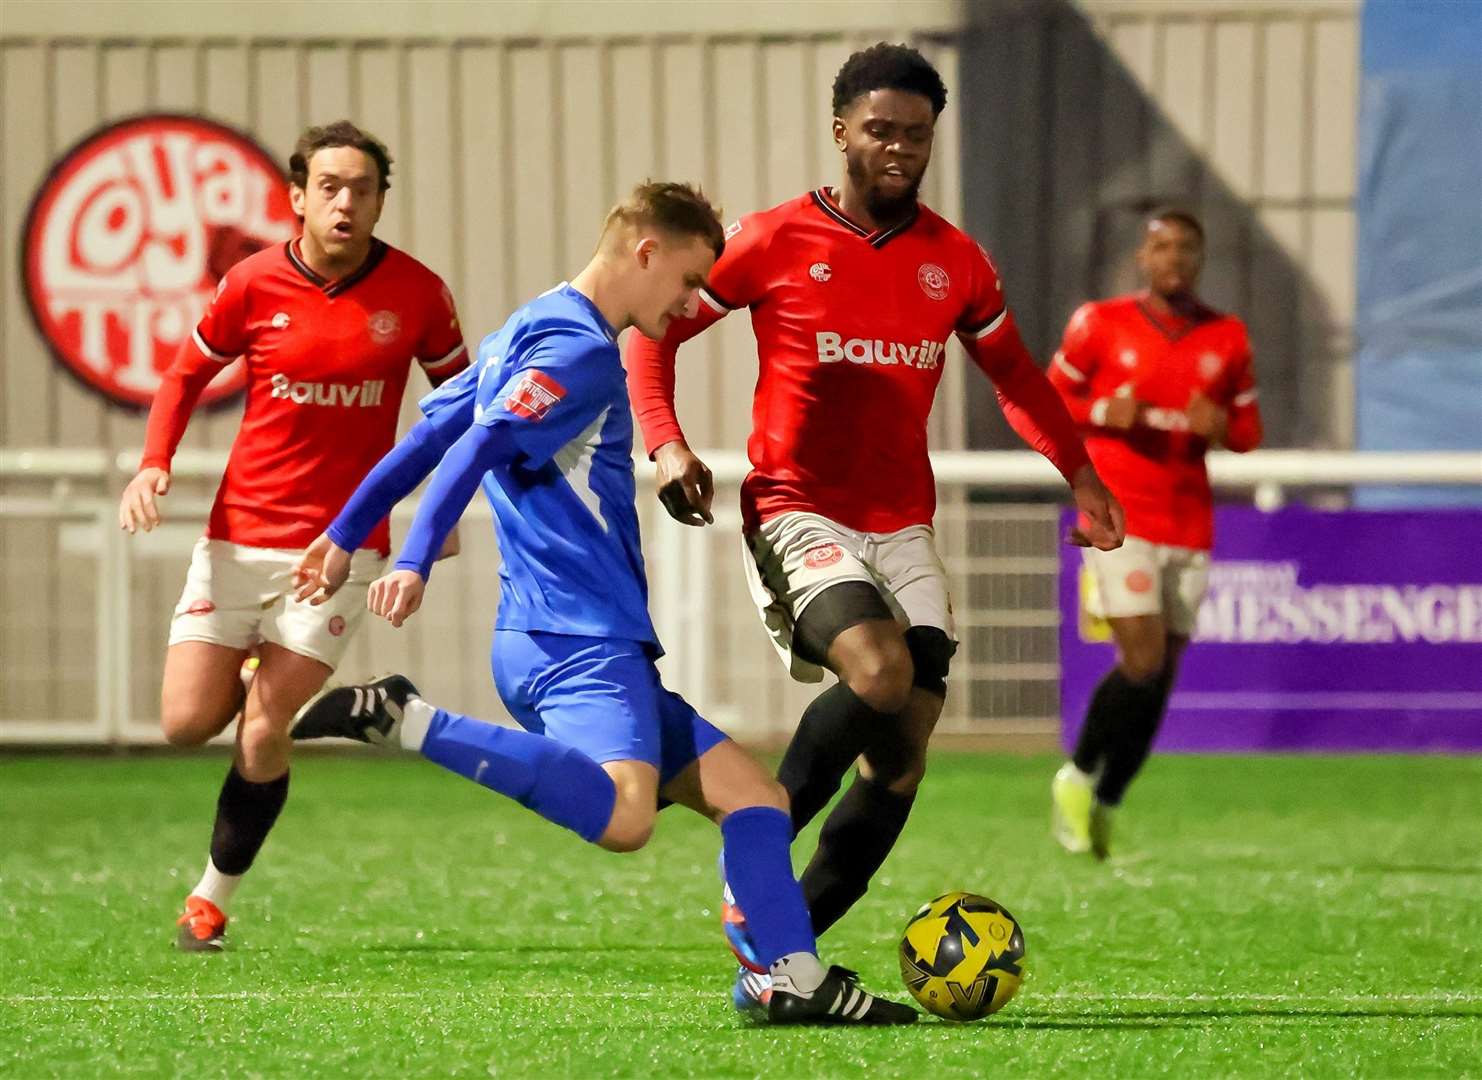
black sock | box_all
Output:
[1073,668,1130,774]
[798,775,915,936]
[1086,669,1173,806]
[208,766,290,876]
[778,683,894,835]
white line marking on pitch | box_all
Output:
[2,991,1479,1006]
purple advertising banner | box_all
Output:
[1059,508,1482,752]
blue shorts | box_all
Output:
[491,630,729,785]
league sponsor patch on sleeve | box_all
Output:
[505,370,567,421]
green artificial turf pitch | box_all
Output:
[2,752,1479,1078]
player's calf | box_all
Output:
[295,676,625,845]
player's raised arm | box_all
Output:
[626,212,774,526]
[965,317,1124,551]
[414,276,470,388]
[956,247,1122,551]
[1046,303,1136,430]
[295,361,481,603]
[366,421,516,626]
[626,307,724,526]
[120,272,248,534]
[292,420,457,603]
[1194,341,1263,452]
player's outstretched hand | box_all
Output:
[118,467,171,534]
[1186,392,1229,444]
[368,569,426,628]
[293,532,353,605]
[1066,464,1126,551]
[654,439,714,527]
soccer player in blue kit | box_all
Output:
[288,181,916,1025]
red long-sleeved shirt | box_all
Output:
[626,189,1089,534]
[1047,293,1263,549]
[141,238,468,553]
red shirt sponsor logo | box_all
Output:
[803,543,845,570]
[268,372,387,408]
[506,370,567,421]
[23,115,295,408]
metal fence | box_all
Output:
[3,448,1476,745]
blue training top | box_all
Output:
[376,282,658,647]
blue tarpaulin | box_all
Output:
[1355,0,1482,506]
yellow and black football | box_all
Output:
[898,891,1026,1021]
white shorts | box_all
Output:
[168,538,386,669]
[743,511,955,683]
[1081,535,1210,637]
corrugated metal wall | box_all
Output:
[964,0,1358,451]
[0,29,969,734]
[1,3,1362,740]
[0,31,967,457]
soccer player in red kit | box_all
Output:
[626,43,1124,1010]
[116,121,468,950]
[1047,208,1263,860]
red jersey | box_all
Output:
[627,189,1088,533]
[141,238,468,554]
[1047,293,1263,550]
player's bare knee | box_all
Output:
[751,776,789,813]
[237,717,291,774]
[597,819,654,853]
[1118,646,1165,684]
[597,798,656,853]
[160,714,212,748]
[160,702,230,747]
[845,646,914,715]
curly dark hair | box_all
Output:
[289,120,393,192]
[831,43,948,117]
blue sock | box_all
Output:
[720,806,818,967]
[419,708,616,843]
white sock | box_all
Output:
[770,951,827,995]
[399,696,436,752]
[190,857,242,911]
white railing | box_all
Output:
[2,448,1478,745]
[4,446,1479,489]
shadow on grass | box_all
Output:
[355,942,708,956]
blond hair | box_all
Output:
[601,181,725,258]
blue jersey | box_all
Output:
[417,284,657,646]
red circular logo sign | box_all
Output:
[184,599,216,616]
[328,615,347,637]
[23,114,296,409]
[803,543,845,570]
